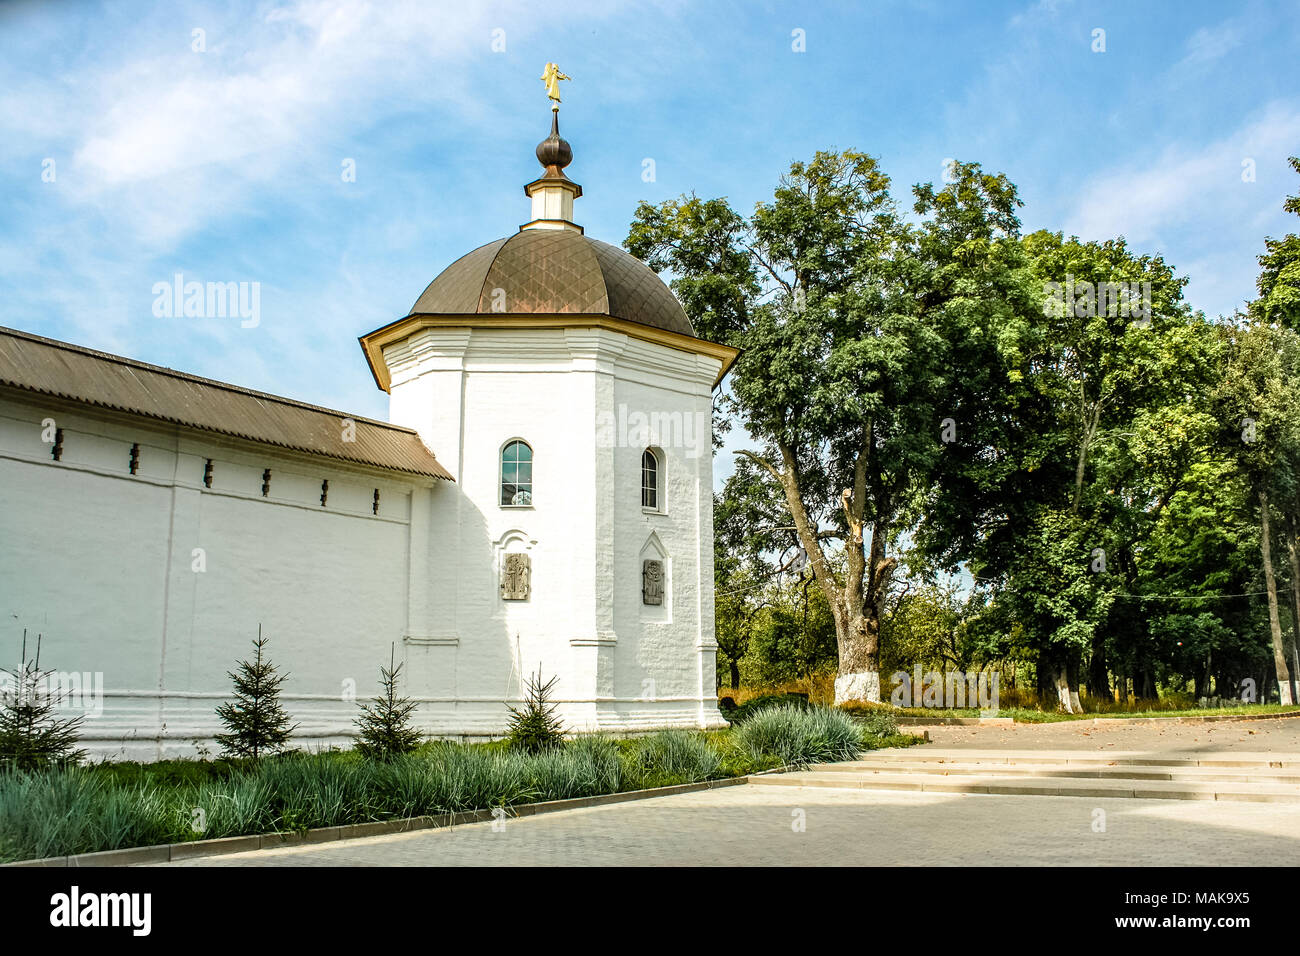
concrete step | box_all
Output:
[750,770,1300,802]
[810,760,1300,785]
[848,749,1300,769]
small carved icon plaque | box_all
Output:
[642,559,664,606]
[501,553,531,601]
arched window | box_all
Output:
[641,448,661,511]
[500,440,533,506]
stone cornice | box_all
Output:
[360,313,739,393]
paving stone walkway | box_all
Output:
[159,783,1300,866]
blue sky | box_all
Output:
[2,0,1298,478]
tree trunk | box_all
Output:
[1072,402,1103,515]
[1259,490,1295,706]
[1285,530,1300,702]
[1035,652,1053,706]
[1053,665,1074,713]
[763,441,888,706]
[1067,655,1085,713]
[1138,669,1156,700]
[1087,632,1110,699]
[729,659,740,691]
[832,608,881,704]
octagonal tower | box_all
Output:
[359,112,738,735]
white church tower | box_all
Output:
[357,103,739,734]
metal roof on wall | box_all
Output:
[0,326,453,481]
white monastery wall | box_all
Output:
[0,391,428,760]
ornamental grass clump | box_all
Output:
[628,730,722,787]
[255,753,378,831]
[524,736,624,801]
[0,768,173,861]
[733,705,863,768]
[187,775,275,840]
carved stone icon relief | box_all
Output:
[501,552,531,601]
[642,559,664,606]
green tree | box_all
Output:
[712,469,810,691]
[1251,156,1300,332]
[354,645,422,760]
[945,230,1223,710]
[1126,451,1265,698]
[1214,319,1300,704]
[629,153,1035,702]
[504,669,565,753]
[1245,156,1300,701]
[0,631,85,770]
[714,567,764,692]
[879,574,976,677]
[745,574,839,687]
[214,628,298,759]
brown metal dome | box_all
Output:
[409,229,695,338]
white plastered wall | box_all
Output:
[384,323,726,735]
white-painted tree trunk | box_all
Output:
[1054,668,1075,714]
[835,671,881,705]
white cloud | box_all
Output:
[1181,22,1244,66]
[1062,102,1300,246]
[2,0,615,248]
[1008,0,1074,31]
[0,0,638,373]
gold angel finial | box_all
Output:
[541,62,570,111]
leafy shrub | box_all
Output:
[733,705,863,768]
[91,757,245,789]
[855,709,899,740]
[718,692,810,725]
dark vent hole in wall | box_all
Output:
[262,469,271,497]
[203,459,213,488]
[129,442,139,475]
[320,479,329,507]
